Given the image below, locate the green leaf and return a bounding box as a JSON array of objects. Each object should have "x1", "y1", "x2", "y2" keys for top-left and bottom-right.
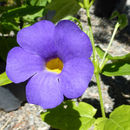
[
  {"x1": 96, "y1": 46, "x2": 130, "y2": 76},
  {"x1": 94, "y1": 117, "x2": 108, "y2": 130},
  {"x1": 0, "y1": 22, "x2": 19, "y2": 33},
  {"x1": 0, "y1": 5, "x2": 43, "y2": 21},
  {"x1": 0, "y1": 36, "x2": 17, "y2": 61},
  {"x1": 46, "y1": 0, "x2": 80, "y2": 23},
  {"x1": 0, "y1": 72, "x2": 12, "y2": 86},
  {"x1": 96, "y1": 45, "x2": 130, "y2": 61},
  {"x1": 102, "y1": 53, "x2": 130, "y2": 76},
  {"x1": 0, "y1": 5, "x2": 46, "y2": 29},
  {"x1": 94, "y1": 105, "x2": 130, "y2": 130},
  {"x1": 95, "y1": 45, "x2": 113, "y2": 60},
  {"x1": 110, "y1": 11, "x2": 128, "y2": 30},
  {"x1": 23, "y1": 8, "x2": 44, "y2": 23},
  {"x1": 41, "y1": 101, "x2": 97, "y2": 130},
  {"x1": 83, "y1": 0, "x2": 90, "y2": 9},
  {"x1": 110, "y1": 11, "x2": 119, "y2": 20},
  {"x1": 102, "y1": 61, "x2": 130, "y2": 76},
  {"x1": 118, "y1": 14, "x2": 128, "y2": 30},
  {"x1": 0, "y1": 6, "x2": 15, "y2": 13},
  {"x1": 111, "y1": 53, "x2": 130, "y2": 61},
  {"x1": 83, "y1": 0, "x2": 94, "y2": 9},
  {"x1": 30, "y1": 0, "x2": 48, "y2": 6}
]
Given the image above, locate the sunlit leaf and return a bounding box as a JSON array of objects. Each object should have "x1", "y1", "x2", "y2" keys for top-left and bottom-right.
[
  {"x1": 96, "y1": 45, "x2": 130, "y2": 60},
  {"x1": 0, "y1": 72, "x2": 12, "y2": 86},
  {"x1": 102, "y1": 61, "x2": 130, "y2": 76},
  {"x1": 30, "y1": 0, "x2": 48, "y2": 6},
  {"x1": 94, "y1": 117, "x2": 108, "y2": 130},
  {"x1": 95, "y1": 105, "x2": 130, "y2": 130},
  {"x1": 96, "y1": 46, "x2": 130, "y2": 76},
  {"x1": 102, "y1": 53, "x2": 130, "y2": 76},
  {"x1": 95, "y1": 45, "x2": 113, "y2": 60},
  {"x1": 41, "y1": 101, "x2": 97, "y2": 130},
  {"x1": 23, "y1": 8, "x2": 44, "y2": 23}
]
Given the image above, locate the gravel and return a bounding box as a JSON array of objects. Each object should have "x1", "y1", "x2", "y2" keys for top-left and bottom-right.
[{"x1": 0, "y1": 4, "x2": 130, "y2": 130}]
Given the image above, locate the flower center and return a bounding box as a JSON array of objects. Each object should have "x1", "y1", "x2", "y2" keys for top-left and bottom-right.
[{"x1": 46, "y1": 57, "x2": 63, "y2": 74}]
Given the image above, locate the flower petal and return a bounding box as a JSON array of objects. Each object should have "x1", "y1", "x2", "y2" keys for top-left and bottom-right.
[
  {"x1": 54, "y1": 20, "x2": 92, "y2": 61},
  {"x1": 17, "y1": 20, "x2": 56, "y2": 58},
  {"x1": 26, "y1": 71, "x2": 64, "y2": 109},
  {"x1": 6, "y1": 47, "x2": 44, "y2": 83},
  {"x1": 60, "y1": 58, "x2": 94, "y2": 98}
]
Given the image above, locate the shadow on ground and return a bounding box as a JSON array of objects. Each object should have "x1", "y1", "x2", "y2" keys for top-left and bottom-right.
[
  {"x1": 0, "y1": 58, "x2": 26, "y2": 112},
  {"x1": 82, "y1": 74, "x2": 130, "y2": 118},
  {"x1": 93, "y1": 4, "x2": 130, "y2": 46},
  {"x1": 101, "y1": 75, "x2": 130, "y2": 109}
]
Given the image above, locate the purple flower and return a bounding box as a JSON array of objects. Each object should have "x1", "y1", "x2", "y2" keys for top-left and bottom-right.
[{"x1": 6, "y1": 20, "x2": 94, "y2": 109}]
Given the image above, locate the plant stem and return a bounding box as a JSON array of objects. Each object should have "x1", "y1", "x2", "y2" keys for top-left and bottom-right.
[
  {"x1": 86, "y1": 7, "x2": 96, "y2": 62},
  {"x1": 95, "y1": 72, "x2": 106, "y2": 117},
  {"x1": 83, "y1": 0, "x2": 106, "y2": 117},
  {"x1": 100, "y1": 22, "x2": 120, "y2": 69}
]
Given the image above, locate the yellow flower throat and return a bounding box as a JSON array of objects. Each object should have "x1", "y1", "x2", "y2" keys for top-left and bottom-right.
[{"x1": 46, "y1": 57, "x2": 63, "y2": 74}]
